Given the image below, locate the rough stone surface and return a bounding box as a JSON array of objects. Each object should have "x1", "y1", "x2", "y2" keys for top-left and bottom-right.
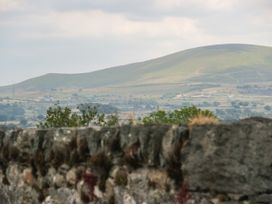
[
  {"x1": 182, "y1": 117, "x2": 272, "y2": 196},
  {"x1": 0, "y1": 118, "x2": 271, "y2": 203}
]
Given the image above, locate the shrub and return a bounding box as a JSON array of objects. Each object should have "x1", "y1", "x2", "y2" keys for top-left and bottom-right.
[
  {"x1": 104, "y1": 114, "x2": 119, "y2": 127},
  {"x1": 37, "y1": 105, "x2": 80, "y2": 128},
  {"x1": 188, "y1": 114, "x2": 219, "y2": 128},
  {"x1": 142, "y1": 106, "x2": 217, "y2": 126},
  {"x1": 142, "y1": 110, "x2": 169, "y2": 125},
  {"x1": 37, "y1": 104, "x2": 119, "y2": 128}
]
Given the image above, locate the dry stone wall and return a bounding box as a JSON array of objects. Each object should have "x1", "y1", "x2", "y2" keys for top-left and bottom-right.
[{"x1": 0, "y1": 117, "x2": 271, "y2": 204}]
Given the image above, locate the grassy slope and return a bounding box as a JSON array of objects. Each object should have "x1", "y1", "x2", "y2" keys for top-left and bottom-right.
[{"x1": 1, "y1": 44, "x2": 272, "y2": 92}]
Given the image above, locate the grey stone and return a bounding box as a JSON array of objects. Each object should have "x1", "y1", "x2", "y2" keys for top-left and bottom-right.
[
  {"x1": 0, "y1": 119, "x2": 271, "y2": 203},
  {"x1": 182, "y1": 118, "x2": 272, "y2": 195},
  {"x1": 250, "y1": 194, "x2": 272, "y2": 203},
  {"x1": 199, "y1": 198, "x2": 213, "y2": 204}
]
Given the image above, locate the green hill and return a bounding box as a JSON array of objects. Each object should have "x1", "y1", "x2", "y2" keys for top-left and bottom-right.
[{"x1": 1, "y1": 44, "x2": 272, "y2": 92}]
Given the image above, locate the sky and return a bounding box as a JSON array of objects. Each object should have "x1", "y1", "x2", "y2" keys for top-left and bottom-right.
[{"x1": 0, "y1": 0, "x2": 271, "y2": 86}]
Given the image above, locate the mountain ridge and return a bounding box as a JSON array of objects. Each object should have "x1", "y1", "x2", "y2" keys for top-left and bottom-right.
[{"x1": 1, "y1": 43, "x2": 272, "y2": 93}]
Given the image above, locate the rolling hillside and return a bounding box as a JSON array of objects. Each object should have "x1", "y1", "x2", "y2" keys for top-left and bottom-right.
[{"x1": 1, "y1": 44, "x2": 272, "y2": 93}]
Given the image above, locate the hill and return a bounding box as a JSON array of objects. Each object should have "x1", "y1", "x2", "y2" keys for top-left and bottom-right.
[{"x1": 1, "y1": 44, "x2": 272, "y2": 93}]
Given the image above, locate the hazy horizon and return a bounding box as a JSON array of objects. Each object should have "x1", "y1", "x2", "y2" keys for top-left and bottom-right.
[{"x1": 1, "y1": 0, "x2": 272, "y2": 86}]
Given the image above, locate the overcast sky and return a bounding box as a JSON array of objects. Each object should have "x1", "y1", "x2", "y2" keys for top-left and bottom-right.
[{"x1": 0, "y1": 0, "x2": 271, "y2": 86}]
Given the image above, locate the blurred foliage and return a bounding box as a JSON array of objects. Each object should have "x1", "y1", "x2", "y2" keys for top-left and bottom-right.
[
  {"x1": 142, "y1": 106, "x2": 217, "y2": 125},
  {"x1": 37, "y1": 104, "x2": 119, "y2": 128}
]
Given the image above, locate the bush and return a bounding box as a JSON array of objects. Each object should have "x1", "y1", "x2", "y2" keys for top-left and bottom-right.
[
  {"x1": 142, "y1": 106, "x2": 217, "y2": 125},
  {"x1": 37, "y1": 104, "x2": 119, "y2": 128},
  {"x1": 37, "y1": 105, "x2": 80, "y2": 128},
  {"x1": 188, "y1": 114, "x2": 219, "y2": 130}
]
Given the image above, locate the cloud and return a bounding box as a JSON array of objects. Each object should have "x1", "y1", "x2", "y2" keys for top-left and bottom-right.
[
  {"x1": 0, "y1": 0, "x2": 25, "y2": 11},
  {"x1": 26, "y1": 10, "x2": 202, "y2": 38},
  {"x1": 1, "y1": 0, "x2": 271, "y2": 45},
  {"x1": 19, "y1": 0, "x2": 240, "y2": 20},
  {"x1": 153, "y1": 0, "x2": 237, "y2": 11}
]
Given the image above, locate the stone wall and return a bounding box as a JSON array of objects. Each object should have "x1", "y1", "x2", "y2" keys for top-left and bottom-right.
[{"x1": 0, "y1": 117, "x2": 272, "y2": 204}]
